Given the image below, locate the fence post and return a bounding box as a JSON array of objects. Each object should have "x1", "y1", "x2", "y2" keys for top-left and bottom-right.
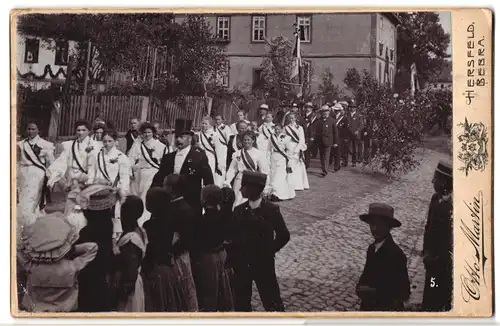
[
  {"x1": 140, "y1": 96, "x2": 150, "y2": 122},
  {"x1": 48, "y1": 100, "x2": 62, "y2": 142},
  {"x1": 205, "y1": 97, "x2": 213, "y2": 116}
]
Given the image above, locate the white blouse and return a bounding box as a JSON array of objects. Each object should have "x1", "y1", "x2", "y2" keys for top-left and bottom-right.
[
  {"x1": 17, "y1": 135, "x2": 55, "y2": 168},
  {"x1": 87, "y1": 146, "x2": 130, "y2": 193},
  {"x1": 225, "y1": 147, "x2": 270, "y2": 185},
  {"x1": 285, "y1": 123, "x2": 307, "y2": 152},
  {"x1": 128, "y1": 138, "x2": 166, "y2": 170}
]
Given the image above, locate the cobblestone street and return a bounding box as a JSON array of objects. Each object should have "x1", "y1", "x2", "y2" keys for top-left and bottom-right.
[{"x1": 250, "y1": 139, "x2": 452, "y2": 312}]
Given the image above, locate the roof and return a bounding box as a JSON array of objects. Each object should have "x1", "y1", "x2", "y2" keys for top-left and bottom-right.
[{"x1": 382, "y1": 12, "x2": 402, "y2": 26}]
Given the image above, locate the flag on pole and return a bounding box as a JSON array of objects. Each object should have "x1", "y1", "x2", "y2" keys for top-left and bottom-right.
[{"x1": 290, "y1": 25, "x2": 302, "y2": 80}]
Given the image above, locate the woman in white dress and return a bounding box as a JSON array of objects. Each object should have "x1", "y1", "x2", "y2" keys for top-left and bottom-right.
[
  {"x1": 257, "y1": 112, "x2": 275, "y2": 169},
  {"x1": 213, "y1": 114, "x2": 232, "y2": 180},
  {"x1": 267, "y1": 124, "x2": 296, "y2": 201},
  {"x1": 224, "y1": 130, "x2": 270, "y2": 209},
  {"x1": 47, "y1": 119, "x2": 102, "y2": 195},
  {"x1": 128, "y1": 122, "x2": 166, "y2": 225},
  {"x1": 285, "y1": 113, "x2": 310, "y2": 190},
  {"x1": 17, "y1": 121, "x2": 55, "y2": 227},
  {"x1": 196, "y1": 116, "x2": 224, "y2": 187},
  {"x1": 86, "y1": 129, "x2": 130, "y2": 237}
]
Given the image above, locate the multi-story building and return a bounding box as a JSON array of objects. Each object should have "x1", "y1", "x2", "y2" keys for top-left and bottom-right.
[{"x1": 176, "y1": 12, "x2": 400, "y2": 94}]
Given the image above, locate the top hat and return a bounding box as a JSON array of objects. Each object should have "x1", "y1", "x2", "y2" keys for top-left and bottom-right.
[
  {"x1": 359, "y1": 203, "x2": 401, "y2": 228},
  {"x1": 241, "y1": 171, "x2": 267, "y2": 187},
  {"x1": 174, "y1": 119, "x2": 193, "y2": 137},
  {"x1": 435, "y1": 160, "x2": 452, "y2": 178}
]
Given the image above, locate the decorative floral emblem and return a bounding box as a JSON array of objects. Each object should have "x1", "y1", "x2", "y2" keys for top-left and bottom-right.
[
  {"x1": 85, "y1": 146, "x2": 94, "y2": 153},
  {"x1": 457, "y1": 118, "x2": 488, "y2": 176},
  {"x1": 236, "y1": 156, "x2": 241, "y2": 162},
  {"x1": 279, "y1": 134, "x2": 285, "y2": 140},
  {"x1": 188, "y1": 167, "x2": 196, "y2": 175},
  {"x1": 109, "y1": 157, "x2": 119, "y2": 164},
  {"x1": 32, "y1": 144, "x2": 42, "y2": 156},
  {"x1": 187, "y1": 158, "x2": 193, "y2": 163}
]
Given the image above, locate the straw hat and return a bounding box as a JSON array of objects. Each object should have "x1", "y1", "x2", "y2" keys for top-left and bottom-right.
[
  {"x1": 435, "y1": 160, "x2": 452, "y2": 179},
  {"x1": 77, "y1": 184, "x2": 118, "y2": 211},
  {"x1": 20, "y1": 212, "x2": 79, "y2": 263}
]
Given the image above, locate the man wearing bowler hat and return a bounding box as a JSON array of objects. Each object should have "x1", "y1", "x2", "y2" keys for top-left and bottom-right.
[
  {"x1": 356, "y1": 203, "x2": 410, "y2": 311},
  {"x1": 227, "y1": 171, "x2": 290, "y2": 312},
  {"x1": 421, "y1": 160, "x2": 453, "y2": 312},
  {"x1": 150, "y1": 125, "x2": 214, "y2": 213}
]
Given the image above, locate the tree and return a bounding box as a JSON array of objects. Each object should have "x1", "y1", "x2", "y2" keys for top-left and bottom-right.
[
  {"x1": 318, "y1": 69, "x2": 343, "y2": 103},
  {"x1": 343, "y1": 68, "x2": 362, "y2": 94},
  {"x1": 396, "y1": 12, "x2": 450, "y2": 88}
]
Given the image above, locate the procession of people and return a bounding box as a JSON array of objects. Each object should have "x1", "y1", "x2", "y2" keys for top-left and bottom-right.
[{"x1": 15, "y1": 99, "x2": 453, "y2": 313}]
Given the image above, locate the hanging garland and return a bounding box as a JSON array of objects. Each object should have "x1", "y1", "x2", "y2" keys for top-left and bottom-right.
[{"x1": 17, "y1": 64, "x2": 67, "y2": 80}]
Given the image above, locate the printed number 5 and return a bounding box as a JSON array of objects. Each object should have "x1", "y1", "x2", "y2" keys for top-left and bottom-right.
[{"x1": 430, "y1": 277, "x2": 437, "y2": 288}]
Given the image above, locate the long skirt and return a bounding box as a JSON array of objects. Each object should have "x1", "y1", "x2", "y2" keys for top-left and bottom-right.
[
  {"x1": 191, "y1": 250, "x2": 234, "y2": 312},
  {"x1": 117, "y1": 272, "x2": 145, "y2": 312},
  {"x1": 174, "y1": 252, "x2": 199, "y2": 311},
  {"x1": 206, "y1": 150, "x2": 224, "y2": 188},
  {"x1": 289, "y1": 152, "x2": 309, "y2": 190},
  {"x1": 143, "y1": 263, "x2": 189, "y2": 312},
  {"x1": 135, "y1": 167, "x2": 158, "y2": 226},
  {"x1": 17, "y1": 166, "x2": 45, "y2": 227},
  {"x1": 231, "y1": 173, "x2": 248, "y2": 210},
  {"x1": 269, "y1": 153, "x2": 295, "y2": 200}
]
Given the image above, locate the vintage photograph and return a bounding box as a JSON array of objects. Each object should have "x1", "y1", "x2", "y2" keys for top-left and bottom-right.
[{"x1": 13, "y1": 10, "x2": 457, "y2": 314}]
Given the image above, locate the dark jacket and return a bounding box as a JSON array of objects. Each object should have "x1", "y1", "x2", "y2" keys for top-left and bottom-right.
[
  {"x1": 347, "y1": 110, "x2": 364, "y2": 138},
  {"x1": 356, "y1": 235, "x2": 411, "y2": 311},
  {"x1": 304, "y1": 111, "x2": 318, "y2": 142},
  {"x1": 423, "y1": 193, "x2": 453, "y2": 269},
  {"x1": 335, "y1": 114, "x2": 350, "y2": 140},
  {"x1": 228, "y1": 199, "x2": 290, "y2": 264},
  {"x1": 125, "y1": 130, "x2": 139, "y2": 154},
  {"x1": 191, "y1": 208, "x2": 230, "y2": 254},
  {"x1": 151, "y1": 147, "x2": 214, "y2": 212},
  {"x1": 169, "y1": 198, "x2": 200, "y2": 256},
  {"x1": 312, "y1": 116, "x2": 340, "y2": 147}
]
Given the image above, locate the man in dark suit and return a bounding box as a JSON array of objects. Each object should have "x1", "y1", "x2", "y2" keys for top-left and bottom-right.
[
  {"x1": 362, "y1": 116, "x2": 379, "y2": 164},
  {"x1": 125, "y1": 117, "x2": 140, "y2": 154},
  {"x1": 303, "y1": 102, "x2": 318, "y2": 169},
  {"x1": 347, "y1": 102, "x2": 365, "y2": 166},
  {"x1": 226, "y1": 120, "x2": 249, "y2": 168},
  {"x1": 421, "y1": 161, "x2": 453, "y2": 312},
  {"x1": 356, "y1": 203, "x2": 411, "y2": 311},
  {"x1": 311, "y1": 105, "x2": 339, "y2": 177},
  {"x1": 227, "y1": 171, "x2": 290, "y2": 312},
  {"x1": 329, "y1": 104, "x2": 347, "y2": 171},
  {"x1": 151, "y1": 128, "x2": 214, "y2": 213}
]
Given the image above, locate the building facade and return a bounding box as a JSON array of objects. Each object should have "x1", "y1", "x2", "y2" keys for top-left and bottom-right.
[{"x1": 176, "y1": 13, "x2": 400, "y2": 94}]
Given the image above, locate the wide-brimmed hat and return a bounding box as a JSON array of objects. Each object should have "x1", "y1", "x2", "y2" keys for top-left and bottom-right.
[
  {"x1": 435, "y1": 160, "x2": 452, "y2": 179},
  {"x1": 304, "y1": 102, "x2": 313, "y2": 108},
  {"x1": 320, "y1": 105, "x2": 330, "y2": 112},
  {"x1": 77, "y1": 184, "x2": 118, "y2": 211},
  {"x1": 359, "y1": 203, "x2": 401, "y2": 228},
  {"x1": 333, "y1": 103, "x2": 344, "y2": 111},
  {"x1": 20, "y1": 212, "x2": 79, "y2": 263}
]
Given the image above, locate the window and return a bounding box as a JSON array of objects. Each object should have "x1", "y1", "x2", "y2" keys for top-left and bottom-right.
[
  {"x1": 215, "y1": 61, "x2": 230, "y2": 87},
  {"x1": 216, "y1": 16, "x2": 230, "y2": 41},
  {"x1": 252, "y1": 68, "x2": 264, "y2": 89},
  {"x1": 379, "y1": 42, "x2": 384, "y2": 57},
  {"x1": 378, "y1": 63, "x2": 382, "y2": 82},
  {"x1": 24, "y1": 38, "x2": 39, "y2": 63},
  {"x1": 296, "y1": 16, "x2": 311, "y2": 42},
  {"x1": 390, "y1": 48, "x2": 394, "y2": 61},
  {"x1": 252, "y1": 16, "x2": 266, "y2": 42},
  {"x1": 55, "y1": 40, "x2": 69, "y2": 66}
]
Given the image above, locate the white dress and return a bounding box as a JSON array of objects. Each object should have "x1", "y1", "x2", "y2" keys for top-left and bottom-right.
[
  {"x1": 87, "y1": 146, "x2": 131, "y2": 235},
  {"x1": 268, "y1": 133, "x2": 296, "y2": 200},
  {"x1": 257, "y1": 122, "x2": 275, "y2": 170},
  {"x1": 224, "y1": 147, "x2": 270, "y2": 209},
  {"x1": 285, "y1": 123, "x2": 310, "y2": 190},
  {"x1": 213, "y1": 124, "x2": 232, "y2": 178},
  {"x1": 128, "y1": 138, "x2": 166, "y2": 226},
  {"x1": 197, "y1": 129, "x2": 224, "y2": 187},
  {"x1": 229, "y1": 119, "x2": 251, "y2": 135},
  {"x1": 17, "y1": 136, "x2": 55, "y2": 227}
]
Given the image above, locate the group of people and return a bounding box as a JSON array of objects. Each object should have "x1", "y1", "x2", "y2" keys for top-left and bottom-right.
[{"x1": 15, "y1": 99, "x2": 452, "y2": 313}]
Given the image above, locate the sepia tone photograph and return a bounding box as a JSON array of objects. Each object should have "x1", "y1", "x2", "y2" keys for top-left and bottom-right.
[{"x1": 10, "y1": 9, "x2": 492, "y2": 317}]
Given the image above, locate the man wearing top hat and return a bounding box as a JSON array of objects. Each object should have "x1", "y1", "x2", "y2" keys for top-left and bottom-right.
[
  {"x1": 311, "y1": 105, "x2": 339, "y2": 176},
  {"x1": 303, "y1": 102, "x2": 318, "y2": 168},
  {"x1": 227, "y1": 171, "x2": 290, "y2": 312},
  {"x1": 150, "y1": 126, "x2": 214, "y2": 213},
  {"x1": 421, "y1": 160, "x2": 453, "y2": 312},
  {"x1": 347, "y1": 100, "x2": 365, "y2": 166},
  {"x1": 356, "y1": 203, "x2": 410, "y2": 311}
]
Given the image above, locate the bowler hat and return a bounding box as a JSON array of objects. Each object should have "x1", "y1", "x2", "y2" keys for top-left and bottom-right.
[
  {"x1": 435, "y1": 160, "x2": 452, "y2": 178},
  {"x1": 360, "y1": 203, "x2": 401, "y2": 228},
  {"x1": 241, "y1": 171, "x2": 267, "y2": 187}
]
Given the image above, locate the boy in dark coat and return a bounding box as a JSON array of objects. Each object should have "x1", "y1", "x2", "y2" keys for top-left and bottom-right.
[
  {"x1": 228, "y1": 171, "x2": 290, "y2": 312},
  {"x1": 356, "y1": 203, "x2": 410, "y2": 311},
  {"x1": 421, "y1": 160, "x2": 453, "y2": 311}
]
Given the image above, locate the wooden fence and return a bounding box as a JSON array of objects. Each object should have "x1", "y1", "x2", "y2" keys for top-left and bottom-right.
[{"x1": 148, "y1": 96, "x2": 207, "y2": 131}]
